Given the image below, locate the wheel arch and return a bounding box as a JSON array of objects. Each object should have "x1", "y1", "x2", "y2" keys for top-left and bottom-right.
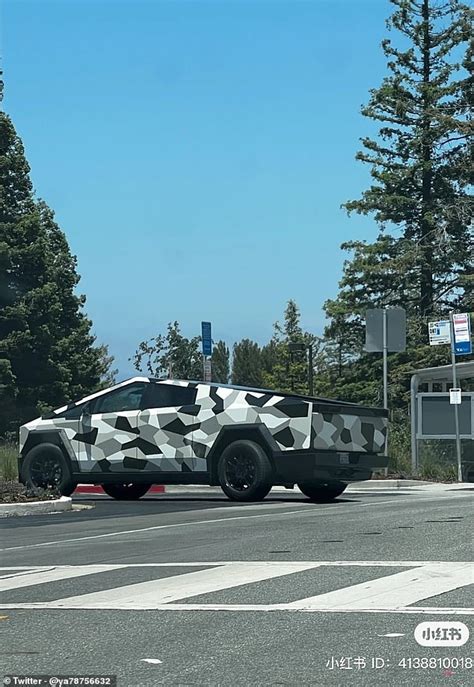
[
  {"x1": 20, "y1": 430, "x2": 79, "y2": 481},
  {"x1": 207, "y1": 424, "x2": 278, "y2": 486}
]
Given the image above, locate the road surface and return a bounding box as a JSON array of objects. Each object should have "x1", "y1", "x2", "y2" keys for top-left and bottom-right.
[{"x1": 1, "y1": 485, "x2": 473, "y2": 686}]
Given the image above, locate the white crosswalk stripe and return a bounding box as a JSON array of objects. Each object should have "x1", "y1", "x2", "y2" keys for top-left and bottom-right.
[
  {"x1": 0, "y1": 561, "x2": 472, "y2": 614},
  {"x1": 0, "y1": 564, "x2": 127, "y2": 591}
]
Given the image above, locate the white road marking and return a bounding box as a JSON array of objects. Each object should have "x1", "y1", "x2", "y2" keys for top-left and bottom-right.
[
  {"x1": 140, "y1": 659, "x2": 162, "y2": 665},
  {"x1": 0, "y1": 602, "x2": 472, "y2": 614},
  {"x1": 286, "y1": 562, "x2": 473, "y2": 611},
  {"x1": 378, "y1": 633, "x2": 405, "y2": 637},
  {"x1": 0, "y1": 561, "x2": 472, "y2": 614},
  {"x1": 0, "y1": 565, "x2": 127, "y2": 592},
  {"x1": 29, "y1": 562, "x2": 322, "y2": 609},
  {"x1": 2, "y1": 494, "x2": 463, "y2": 553}
]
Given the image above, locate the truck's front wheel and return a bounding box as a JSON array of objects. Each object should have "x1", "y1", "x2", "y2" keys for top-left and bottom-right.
[
  {"x1": 218, "y1": 440, "x2": 272, "y2": 502},
  {"x1": 298, "y1": 481, "x2": 347, "y2": 502}
]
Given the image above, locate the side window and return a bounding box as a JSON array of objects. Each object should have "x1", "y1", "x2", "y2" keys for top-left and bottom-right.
[
  {"x1": 141, "y1": 383, "x2": 197, "y2": 409},
  {"x1": 55, "y1": 403, "x2": 86, "y2": 419},
  {"x1": 91, "y1": 384, "x2": 148, "y2": 414}
]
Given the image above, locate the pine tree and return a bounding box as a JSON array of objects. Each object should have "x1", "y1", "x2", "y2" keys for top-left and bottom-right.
[
  {"x1": 321, "y1": 0, "x2": 473, "y2": 412},
  {"x1": 262, "y1": 300, "x2": 319, "y2": 394},
  {"x1": 0, "y1": 79, "x2": 114, "y2": 434},
  {"x1": 211, "y1": 340, "x2": 230, "y2": 383},
  {"x1": 231, "y1": 339, "x2": 263, "y2": 387},
  {"x1": 343, "y1": 0, "x2": 472, "y2": 318}
]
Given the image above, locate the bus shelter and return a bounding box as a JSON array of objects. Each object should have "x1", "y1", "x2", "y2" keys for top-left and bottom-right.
[{"x1": 410, "y1": 361, "x2": 474, "y2": 479}]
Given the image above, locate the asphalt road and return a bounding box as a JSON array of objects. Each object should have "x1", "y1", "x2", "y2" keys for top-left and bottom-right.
[{"x1": 1, "y1": 486, "x2": 473, "y2": 686}]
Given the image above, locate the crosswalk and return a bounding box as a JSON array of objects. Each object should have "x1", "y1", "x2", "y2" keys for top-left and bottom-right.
[{"x1": 1, "y1": 561, "x2": 472, "y2": 614}]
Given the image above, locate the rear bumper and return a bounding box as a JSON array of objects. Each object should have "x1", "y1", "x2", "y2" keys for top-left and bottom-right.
[{"x1": 272, "y1": 450, "x2": 388, "y2": 485}]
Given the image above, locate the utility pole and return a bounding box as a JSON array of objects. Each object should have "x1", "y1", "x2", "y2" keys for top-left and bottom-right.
[{"x1": 288, "y1": 342, "x2": 313, "y2": 395}]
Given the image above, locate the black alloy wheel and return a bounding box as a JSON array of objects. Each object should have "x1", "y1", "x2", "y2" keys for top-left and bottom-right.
[
  {"x1": 217, "y1": 439, "x2": 273, "y2": 502},
  {"x1": 21, "y1": 444, "x2": 76, "y2": 496}
]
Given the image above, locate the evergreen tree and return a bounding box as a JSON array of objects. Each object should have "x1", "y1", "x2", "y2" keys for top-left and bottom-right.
[
  {"x1": 211, "y1": 340, "x2": 230, "y2": 383},
  {"x1": 321, "y1": 0, "x2": 473, "y2": 411},
  {"x1": 343, "y1": 0, "x2": 472, "y2": 318},
  {"x1": 132, "y1": 321, "x2": 202, "y2": 380},
  {"x1": 231, "y1": 339, "x2": 263, "y2": 387},
  {"x1": 263, "y1": 300, "x2": 320, "y2": 395},
  {"x1": 0, "y1": 80, "x2": 114, "y2": 434}
]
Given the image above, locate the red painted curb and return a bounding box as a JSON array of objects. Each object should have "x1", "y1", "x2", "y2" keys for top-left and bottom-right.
[{"x1": 74, "y1": 484, "x2": 165, "y2": 495}]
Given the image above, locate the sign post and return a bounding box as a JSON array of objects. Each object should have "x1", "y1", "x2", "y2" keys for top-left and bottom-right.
[
  {"x1": 382, "y1": 309, "x2": 388, "y2": 420},
  {"x1": 365, "y1": 307, "x2": 407, "y2": 466},
  {"x1": 449, "y1": 313, "x2": 463, "y2": 482}
]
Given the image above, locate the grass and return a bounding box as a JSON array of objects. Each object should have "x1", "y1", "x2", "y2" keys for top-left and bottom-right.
[
  {"x1": 0, "y1": 443, "x2": 19, "y2": 481},
  {"x1": 0, "y1": 442, "x2": 60, "y2": 502}
]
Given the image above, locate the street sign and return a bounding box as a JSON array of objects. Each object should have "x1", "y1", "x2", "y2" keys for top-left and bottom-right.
[
  {"x1": 203, "y1": 358, "x2": 212, "y2": 382},
  {"x1": 365, "y1": 308, "x2": 406, "y2": 352},
  {"x1": 201, "y1": 321, "x2": 212, "y2": 356},
  {"x1": 452, "y1": 313, "x2": 472, "y2": 356},
  {"x1": 428, "y1": 320, "x2": 451, "y2": 346},
  {"x1": 449, "y1": 388, "x2": 462, "y2": 405}
]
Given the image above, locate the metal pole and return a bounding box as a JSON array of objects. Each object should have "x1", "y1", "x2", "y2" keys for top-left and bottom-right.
[
  {"x1": 290, "y1": 351, "x2": 294, "y2": 391},
  {"x1": 450, "y1": 313, "x2": 463, "y2": 482},
  {"x1": 308, "y1": 344, "x2": 314, "y2": 396},
  {"x1": 410, "y1": 373, "x2": 419, "y2": 475},
  {"x1": 383, "y1": 308, "x2": 389, "y2": 464}
]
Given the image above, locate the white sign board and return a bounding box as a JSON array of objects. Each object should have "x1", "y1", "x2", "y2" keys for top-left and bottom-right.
[
  {"x1": 428, "y1": 320, "x2": 451, "y2": 345},
  {"x1": 449, "y1": 388, "x2": 462, "y2": 405},
  {"x1": 453, "y1": 313, "x2": 470, "y2": 343}
]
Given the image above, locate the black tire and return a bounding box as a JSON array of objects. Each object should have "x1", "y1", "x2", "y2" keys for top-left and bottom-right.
[
  {"x1": 21, "y1": 443, "x2": 76, "y2": 496},
  {"x1": 101, "y1": 483, "x2": 152, "y2": 500},
  {"x1": 298, "y1": 481, "x2": 347, "y2": 502},
  {"x1": 217, "y1": 439, "x2": 273, "y2": 502}
]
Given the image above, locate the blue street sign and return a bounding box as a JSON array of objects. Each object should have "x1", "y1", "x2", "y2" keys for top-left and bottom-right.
[
  {"x1": 201, "y1": 321, "x2": 212, "y2": 356},
  {"x1": 454, "y1": 340, "x2": 472, "y2": 355}
]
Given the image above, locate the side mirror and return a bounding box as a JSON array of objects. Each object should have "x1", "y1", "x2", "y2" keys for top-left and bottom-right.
[{"x1": 81, "y1": 403, "x2": 91, "y2": 417}]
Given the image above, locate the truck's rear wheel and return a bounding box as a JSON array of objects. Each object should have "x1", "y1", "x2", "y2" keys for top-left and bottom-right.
[
  {"x1": 101, "y1": 483, "x2": 152, "y2": 500},
  {"x1": 218, "y1": 439, "x2": 272, "y2": 502},
  {"x1": 298, "y1": 481, "x2": 347, "y2": 502}
]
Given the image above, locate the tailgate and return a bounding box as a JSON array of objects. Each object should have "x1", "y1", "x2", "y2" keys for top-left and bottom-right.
[{"x1": 312, "y1": 403, "x2": 388, "y2": 454}]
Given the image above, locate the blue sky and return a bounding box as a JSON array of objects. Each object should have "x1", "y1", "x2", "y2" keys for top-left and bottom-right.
[{"x1": 3, "y1": 0, "x2": 392, "y2": 378}]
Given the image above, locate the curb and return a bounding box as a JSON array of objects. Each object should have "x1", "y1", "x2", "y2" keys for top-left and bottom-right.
[
  {"x1": 74, "y1": 484, "x2": 165, "y2": 495},
  {"x1": 348, "y1": 479, "x2": 433, "y2": 489},
  {"x1": 72, "y1": 480, "x2": 472, "y2": 497},
  {"x1": 0, "y1": 495, "x2": 72, "y2": 518},
  {"x1": 143, "y1": 481, "x2": 470, "y2": 496}
]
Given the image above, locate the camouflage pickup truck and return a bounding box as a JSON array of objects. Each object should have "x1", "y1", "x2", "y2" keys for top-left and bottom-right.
[{"x1": 19, "y1": 377, "x2": 388, "y2": 501}]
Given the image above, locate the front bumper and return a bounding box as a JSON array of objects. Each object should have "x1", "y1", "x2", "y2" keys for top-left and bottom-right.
[{"x1": 273, "y1": 449, "x2": 388, "y2": 485}]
